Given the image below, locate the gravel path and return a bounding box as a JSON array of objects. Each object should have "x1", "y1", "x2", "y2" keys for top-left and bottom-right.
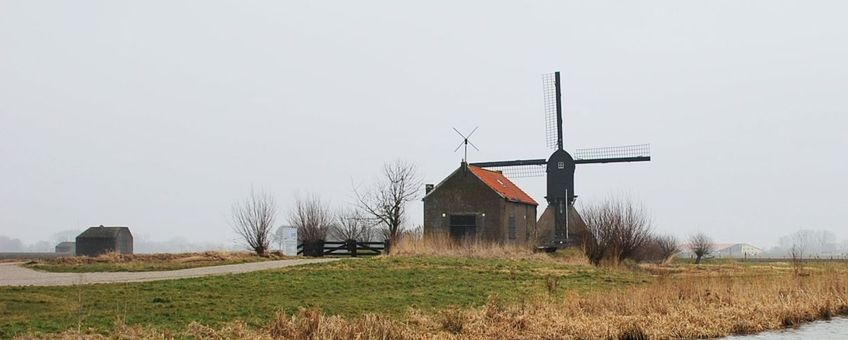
[{"x1": 0, "y1": 258, "x2": 338, "y2": 287}]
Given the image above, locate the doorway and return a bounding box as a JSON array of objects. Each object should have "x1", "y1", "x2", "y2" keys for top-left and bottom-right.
[{"x1": 449, "y1": 214, "x2": 477, "y2": 241}]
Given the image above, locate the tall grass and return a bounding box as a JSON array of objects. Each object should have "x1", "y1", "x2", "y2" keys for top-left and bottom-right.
[
  {"x1": 390, "y1": 232, "x2": 587, "y2": 264},
  {"x1": 39, "y1": 264, "x2": 848, "y2": 339},
  {"x1": 24, "y1": 251, "x2": 282, "y2": 272},
  {"x1": 390, "y1": 232, "x2": 531, "y2": 258}
]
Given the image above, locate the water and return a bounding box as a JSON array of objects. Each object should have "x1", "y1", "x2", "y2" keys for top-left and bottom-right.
[{"x1": 726, "y1": 317, "x2": 848, "y2": 339}]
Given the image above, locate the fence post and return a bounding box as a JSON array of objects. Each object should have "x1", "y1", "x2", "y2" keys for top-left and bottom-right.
[
  {"x1": 384, "y1": 239, "x2": 391, "y2": 255},
  {"x1": 345, "y1": 239, "x2": 357, "y2": 257}
]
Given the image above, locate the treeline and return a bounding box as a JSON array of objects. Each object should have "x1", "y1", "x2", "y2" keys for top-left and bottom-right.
[
  {"x1": 231, "y1": 160, "x2": 421, "y2": 255},
  {"x1": 765, "y1": 229, "x2": 848, "y2": 258}
]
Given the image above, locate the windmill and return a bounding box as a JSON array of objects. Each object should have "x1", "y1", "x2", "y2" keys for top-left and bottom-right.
[{"x1": 470, "y1": 72, "x2": 651, "y2": 247}]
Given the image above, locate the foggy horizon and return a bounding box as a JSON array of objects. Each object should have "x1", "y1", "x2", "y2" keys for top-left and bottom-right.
[{"x1": 2, "y1": 1, "x2": 847, "y2": 250}]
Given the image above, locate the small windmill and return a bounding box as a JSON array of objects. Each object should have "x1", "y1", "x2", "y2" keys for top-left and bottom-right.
[
  {"x1": 471, "y1": 72, "x2": 651, "y2": 246},
  {"x1": 453, "y1": 127, "x2": 479, "y2": 162}
]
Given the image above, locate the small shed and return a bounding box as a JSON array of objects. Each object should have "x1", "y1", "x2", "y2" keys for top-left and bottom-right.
[
  {"x1": 55, "y1": 241, "x2": 76, "y2": 255},
  {"x1": 75, "y1": 226, "x2": 133, "y2": 257}
]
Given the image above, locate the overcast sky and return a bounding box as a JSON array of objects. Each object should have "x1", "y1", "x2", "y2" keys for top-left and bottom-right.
[{"x1": 1, "y1": 1, "x2": 846, "y2": 248}]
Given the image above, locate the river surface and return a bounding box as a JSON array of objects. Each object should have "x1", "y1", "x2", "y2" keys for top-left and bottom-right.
[{"x1": 725, "y1": 317, "x2": 848, "y2": 339}]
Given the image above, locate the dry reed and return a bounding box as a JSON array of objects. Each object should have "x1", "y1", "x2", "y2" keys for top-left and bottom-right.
[
  {"x1": 390, "y1": 232, "x2": 587, "y2": 265},
  {"x1": 32, "y1": 267, "x2": 848, "y2": 339},
  {"x1": 27, "y1": 251, "x2": 279, "y2": 266}
]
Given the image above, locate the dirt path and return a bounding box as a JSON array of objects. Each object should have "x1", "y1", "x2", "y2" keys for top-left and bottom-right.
[{"x1": 0, "y1": 258, "x2": 338, "y2": 287}]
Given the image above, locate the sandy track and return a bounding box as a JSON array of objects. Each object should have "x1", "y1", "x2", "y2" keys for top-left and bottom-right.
[{"x1": 0, "y1": 258, "x2": 338, "y2": 287}]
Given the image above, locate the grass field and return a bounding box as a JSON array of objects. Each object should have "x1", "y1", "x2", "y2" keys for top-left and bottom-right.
[
  {"x1": 0, "y1": 256, "x2": 644, "y2": 337},
  {"x1": 21, "y1": 252, "x2": 278, "y2": 273},
  {"x1": 3, "y1": 248, "x2": 847, "y2": 339}
]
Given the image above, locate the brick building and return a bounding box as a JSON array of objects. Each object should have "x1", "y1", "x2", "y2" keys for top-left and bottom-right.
[{"x1": 423, "y1": 163, "x2": 538, "y2": 244}]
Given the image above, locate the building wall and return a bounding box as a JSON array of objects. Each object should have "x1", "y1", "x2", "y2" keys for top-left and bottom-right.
[
  {"x1": 679, "y1": 243, "x2": 764, "y2": 259},
  {"x1": 76, "y1": 237, "x2": 116, "y2": 257},
  {"x1": 424, "y1": 167, "x2": 535, "y2": 243},
  {"x1": 535, "y1": 205, "x2": 587, "y2": 246},
  {"x1": 498, "y1": 201, "x2": 536, "y2": 245},
  {"x1": 76, "y1": 231, "x2": 133, "y2": 256},
  {"x1": 715, "y1": 244, "x2": 762, "y2": 258},
  {"x1": 116, "y1": 231, "x2": 133, "y2": 254},
  {"x1": 55, "y1": 242, "x2": 75, "y2": 254}
]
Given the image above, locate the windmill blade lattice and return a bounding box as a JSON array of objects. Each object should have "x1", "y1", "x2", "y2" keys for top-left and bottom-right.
[
  {"x1": 484, "y1": 164, "x2": 547, "y2": 178},
  {"x1": 573, "y1": 144, "x2": 651, "y2": 164},
  {"x1": 470, "y1": 158, "x2": 547, "y2": 178},
  {"x1": 542, "y1": 72, "x2": 559, "y2": 149}
]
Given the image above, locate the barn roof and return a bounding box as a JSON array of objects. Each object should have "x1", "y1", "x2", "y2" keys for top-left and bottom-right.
[
  {"x1": 468, "y1": 165, "x2": 538, "y2": 206},
  {"x1": 77, "y1": 226, "x2": 131, "y2": 238}
]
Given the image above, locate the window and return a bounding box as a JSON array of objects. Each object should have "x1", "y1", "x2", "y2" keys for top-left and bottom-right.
[{"x1": 508, "y1": 216, "x2": 516, "y2": 240}]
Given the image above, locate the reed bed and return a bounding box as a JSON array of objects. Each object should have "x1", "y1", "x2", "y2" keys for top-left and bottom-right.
[
  {"x1": 33, "y1": 266, "x2": 848, "y2": 339},
  {"x1": 390, "y1": 233, "x2": 588, "y2": 265}
]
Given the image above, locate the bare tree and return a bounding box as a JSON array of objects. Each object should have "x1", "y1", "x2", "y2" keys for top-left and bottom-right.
[
  {"x1": 231, "y1": 189, "x2": 277, "y2": 255},
  {"x1": 689, "y1": 232, "x2": 713, "y2": 264},
  {"x1": 776, "y1": 229, "x2": 839, "y2": 257},
  {"x1": 333, "y1": 208, "x2": 372, "y2": 242},
  {"x1": 580, "y1": 197, "x2": 652, "y2": 266},
  {"x1": 655, "y1": 234, "x2": 680, "y2": 264},
  {"x1": 790, "y1": 243, "x2": 804, "y2": 276},
  {"x1": 634, "y1": 234, "x2": 679, "y2": 264},
  {"x1": 289, "y1": 195, "x2": 334, "y2": 243},
  {"x1": 354, "y1": 160, "x2": 422, "y2": 244}
]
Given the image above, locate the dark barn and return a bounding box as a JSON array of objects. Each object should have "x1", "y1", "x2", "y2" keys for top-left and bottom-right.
[
  {"x1": 75, "y1": 226, "x2": 133, "y2": 256},
  {"x1": 54, "y1": 241, "x2": 75, "y2": 255},
  {"x1": 423, "y1": 163, "x2": 538, "y2": 244}
]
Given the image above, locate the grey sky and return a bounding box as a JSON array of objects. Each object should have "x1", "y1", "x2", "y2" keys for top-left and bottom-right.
[{"x1": 1, "y1": 1, "x2": 846, "y2": 248}]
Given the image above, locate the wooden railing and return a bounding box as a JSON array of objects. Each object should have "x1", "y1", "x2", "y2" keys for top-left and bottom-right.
[{"x1": 297, "y1": 240, "x2": 389, "y2": 257}]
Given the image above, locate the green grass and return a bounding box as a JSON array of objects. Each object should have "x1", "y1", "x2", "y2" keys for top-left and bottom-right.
[
  {"x1": 0, "y1": 256, "x2": 646, "y2": 336},
  {"x1": 23, "y1": 257, "x2": 271, "y2": 273}
]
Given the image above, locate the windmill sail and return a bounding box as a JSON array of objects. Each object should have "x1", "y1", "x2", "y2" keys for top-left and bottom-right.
[
  {"x1": 542, "y1": 72, "x2": 561, "y2": 150},
  {"x1": 469, "y1": 159, "x2": 547, "y2": 178},
  {"x1": 573, "y1": 144, "x2": 651, "y2": 164},
  {"x1": 496, "y1": 166, "x2": 546, "y2": 178}
]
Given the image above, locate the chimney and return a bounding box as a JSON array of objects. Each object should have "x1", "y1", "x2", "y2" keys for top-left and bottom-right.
[{"x1": 425, "y1": 184, "x2": 434, "y2": 194}]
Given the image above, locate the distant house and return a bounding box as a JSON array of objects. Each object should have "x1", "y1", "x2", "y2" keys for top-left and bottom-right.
[
  {"x1": 680, "y1": 243, "x2": 762, "y2": 259},
  {"x1": 75, "y1": 226, "x2": 133, "y2": 257},
  {"x1": 423, "y1": 163, "x2": 538, "y2": 244},
  {"x1": 54, "y1": 241, "x2": 75, "y2": 255}
]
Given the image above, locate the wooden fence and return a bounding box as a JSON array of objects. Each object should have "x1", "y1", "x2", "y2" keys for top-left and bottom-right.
[{"x1": 297, "y1": 240, "x2": 389, "y2": 257}]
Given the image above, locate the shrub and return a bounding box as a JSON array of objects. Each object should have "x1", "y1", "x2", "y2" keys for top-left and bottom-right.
[
  {"x1": 689, "y1": 232, "x2": 714, "y2": 264},
  {"x1": 634, "y1": 234, "x2": 679, "y2": 264},
  {"x1": 580, "y1": 197, "x2": 652, "y2": 266},
  {"x1": 289, "y1": 195, "x2": 334, "y2": 243}
]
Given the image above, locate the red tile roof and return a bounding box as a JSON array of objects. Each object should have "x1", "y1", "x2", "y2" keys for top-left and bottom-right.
[{"x1": 468, "y1": 165, "x2": 538, "y2": 206}]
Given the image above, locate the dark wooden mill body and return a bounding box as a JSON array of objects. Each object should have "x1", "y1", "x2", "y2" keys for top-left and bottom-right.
[{"x1": 471, "y1": 72, "x2": 651, "y2": 247}]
